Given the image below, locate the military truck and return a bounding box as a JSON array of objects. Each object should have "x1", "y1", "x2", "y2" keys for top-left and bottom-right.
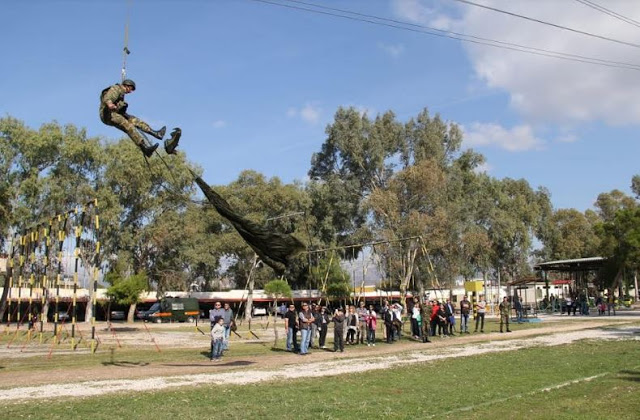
[{"x1": 142, "y1": 297, "x2": 200, "y2": 323}]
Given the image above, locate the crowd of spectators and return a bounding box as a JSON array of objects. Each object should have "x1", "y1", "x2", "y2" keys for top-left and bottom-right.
[
  {"x1": 208, "y1": 291, "x2": 627, "y2": 359},
  {"x1": 270, "y1": 294, "x2": 514, "y2": 355}
]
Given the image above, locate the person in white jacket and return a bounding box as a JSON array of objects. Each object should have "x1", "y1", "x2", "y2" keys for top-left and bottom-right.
[{"x1": 210, "y1": 317, "x2": 225, "y2": 361}]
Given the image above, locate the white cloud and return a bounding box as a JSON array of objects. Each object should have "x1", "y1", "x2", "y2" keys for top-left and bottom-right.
[
  {"x1": 350, "y1": 104, "x2": 376, "y2": 117},
  {"x1": 463, "y1": 122, "x2": 544, "y2": 152},
  {"x1": 555, "y1": 133, "x2": 578, "y2": 143},
  {"x1": 301, "y1": 104, "x2": 321, "y2": 124},
  {"x1": 212, "y1": 120, "x2": 226, "y2": 128},
  {"x1": 287, "y1": 103, "x2": 322, "y2": 124},
  {"x1": 392, "y1": 0, "x2": 456, "y2": 29},
  {"x1": 378, "y1": 42, "x2": 405, "y2": 58},
  {"x1": 395, "y1": 1, "x2": 640, "y2": 125},
  {"x1": 391, "y1": 0, "x2": 436, "y2": 25}
]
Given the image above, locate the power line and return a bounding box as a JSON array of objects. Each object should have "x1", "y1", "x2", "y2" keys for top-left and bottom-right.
[
  {"x1": 249, "y1": 0, "x2": 640, "y2": 72},
  {"x1": 282, "y1": 0, "x2": 640, "y2": 70},
  {"x1": 452, "y1": 0, "x2": 640, "y2": 49},
  {"x1": 574, "y1": 0, "x2": 640, "y2": 29}
]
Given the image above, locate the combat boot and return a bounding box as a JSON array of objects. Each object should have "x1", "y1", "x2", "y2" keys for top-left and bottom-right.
[
  {"x1": 164, "y1": 128, "x2": 182, "y2": 154},
  {"x1": 139, "y1": 142, "x2": 159, "y2": 158},
  {"x1": 149, "y1": 126, "x2": 166, "y2": 140}
]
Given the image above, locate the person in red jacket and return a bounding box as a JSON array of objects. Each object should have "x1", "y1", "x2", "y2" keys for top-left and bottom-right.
[{"x1": 430, "y1": 300, "x2": 440, "y2": 337}]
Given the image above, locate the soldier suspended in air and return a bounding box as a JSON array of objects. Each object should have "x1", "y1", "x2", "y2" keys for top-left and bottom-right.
[{"x1": 99, "y1": 79, "x2": 180, "y2": 157}]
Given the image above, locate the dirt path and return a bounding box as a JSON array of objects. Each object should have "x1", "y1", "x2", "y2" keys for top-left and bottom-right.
[
  {"x1": 0, "y1": 323, "x2": 640, "y2": 402},
  {"x1": 0, "y1": 316, "x2": 637, "y2": 402}
]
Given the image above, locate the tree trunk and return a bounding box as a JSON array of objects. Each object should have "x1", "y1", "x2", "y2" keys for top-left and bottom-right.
[
  {"x1": 245, "y1": 276, "x2": 254, "y2": 322},
  {"x1": 273, "y1": 298, "x2": 279, "y2": 347},
  {"x1": 0, "y1": 265, "x2": 12, "y2": 321},
  {"x1": 399, "y1": 248, "x2": 417, "y2": 315},
  {"x1": 418, "y1": 281, "x2": 425, "y2": 303},
  {"x1": 127, "y1": 303, "x2": 137, "y2": 323},
  {"x1": 83, "y1": 265, "x2": 98, "y2": 323},
  {"x1": 614, "y1": 267, "x2": 624, "y2": 298},
  {"x1": 42, "y1": 298, "x2": 50, "y2": 324},
  {"x1": 244, "y1": 255, "x2": 260, "y2": 323},
  {"x1": 85, "y1": 289, "x2": 94, "y2": 324}
]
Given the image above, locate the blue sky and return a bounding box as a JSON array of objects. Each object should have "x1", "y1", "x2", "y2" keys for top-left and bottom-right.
[{"x1": 2, "y1": 0, "x2": 639, "y2": 212}]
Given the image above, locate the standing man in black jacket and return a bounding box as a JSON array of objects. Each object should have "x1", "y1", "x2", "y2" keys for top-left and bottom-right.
[{"x1": 284, "y1": 303, "x2": 299, "y2": 352}]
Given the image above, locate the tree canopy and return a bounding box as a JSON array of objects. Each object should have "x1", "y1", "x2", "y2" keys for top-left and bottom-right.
[{"x1": 1, "y1": 111, "x2": 638, "y2": 307}]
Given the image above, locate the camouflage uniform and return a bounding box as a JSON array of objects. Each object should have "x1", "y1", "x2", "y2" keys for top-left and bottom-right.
[
  {"x1": 420, "y1": 301, "x2": 432, "y2": 342},
  {"x1": 99, "y1": 83, "x2": 156, "y2": 147},
  {"x1": 499, "y1": 298, "x2": 512, "y2": 332}
]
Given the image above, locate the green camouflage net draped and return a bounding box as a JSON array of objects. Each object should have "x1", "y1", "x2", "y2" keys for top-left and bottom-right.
[{"x1": 193, "y1": 175, "x2": 306, "y2": 273}]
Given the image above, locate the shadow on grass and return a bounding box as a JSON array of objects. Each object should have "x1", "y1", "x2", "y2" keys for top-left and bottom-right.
[
  {"x1": 102, "y1": 327, "x2": 139, "y2": 332},
  {"x1": 162, "y1": 361, "x2": 255, "y2": 367},
  {"x1": 179, "y1": 353, "x2": 257, "y2": 367},
  {"x1": 215, "y1": 360, "x2": 254, "y2": 367},
  {"x1": 242, "y1": 341, "x2": 269, "y2": 344},
  {"x1": 619, "y1": 370, "x2": 640, "y2": 382},
  {"x1": 101, "y1": 361, "x2": 150, "y2": 367}
]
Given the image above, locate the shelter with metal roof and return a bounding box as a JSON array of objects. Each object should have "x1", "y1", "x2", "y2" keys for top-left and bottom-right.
[{"x1": 533, "y1": 257, "x2": 606, "y2": 301}]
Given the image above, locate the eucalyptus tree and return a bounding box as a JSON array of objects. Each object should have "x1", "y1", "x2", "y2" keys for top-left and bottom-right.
[
  {"x1": 0, "y1": 117, "x2": 104, "y2": 235},
  {"x1": 311, "y1": 107, "x2": 495, "y2": 296},
  {"x1": 632, "y1": 175, "x2": 640, "y2": 199},
  {"x1": 541, "y1": 208, "x2": 601, "y2": 260},
  {"x1": 484, "y1": 178, "x2": 551, "y2": 283},
  {"x1": 0, "y1": 117, "x2": 105, "y2": 321},
  {"x1": 594, "y1": 189, "x2": 637, "y2": 222},
  {"x1": 594, "y1": 186, "x2": 639, "y2": 292},
  {"x1": 308, "y1": 107, "x2": 404, "y2": 246},
  {"x1": 367, "y1": 110, "x2": 488, "y2": 294},
  {"x1": 98, "y1": 139, "x2": 196, "y2": 285},
  {"x1": 366, "y1": 158, "x2": 449, "y2": 294}
]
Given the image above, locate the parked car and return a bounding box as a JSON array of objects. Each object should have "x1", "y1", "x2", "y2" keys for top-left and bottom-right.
[
  {"x1": 56, "y1": 312, "x2": 70, "y2": 322},
  {"x1": 252, "y1": 307, "x2": 268, "y2": 317},
  {"x1": 138, "y1": 302, "x2": 161, "y2": 321},
  {"x1": 141, "y1": 298, "x2": 200, "y2": 323},
  {"x1": 109, "y1": 310, "x2": 126, "y2": 321}
]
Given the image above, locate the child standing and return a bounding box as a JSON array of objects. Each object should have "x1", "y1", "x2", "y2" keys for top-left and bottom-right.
[
  {"x1": 210, "y1": 317, "x2": 225, "y2": 361},
  {"x1": 346, "y1": 306, "x2": 358, "y2": 345}
]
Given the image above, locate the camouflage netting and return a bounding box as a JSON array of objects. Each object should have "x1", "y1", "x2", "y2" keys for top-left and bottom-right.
[{"x1": 193, "y1": 175, "x2": 306, "y2": 273}]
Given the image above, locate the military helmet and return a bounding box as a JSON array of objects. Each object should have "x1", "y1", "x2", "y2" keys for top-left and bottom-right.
[{"x1": 122, "y1": 79, "x2": 136, "y2": 90}]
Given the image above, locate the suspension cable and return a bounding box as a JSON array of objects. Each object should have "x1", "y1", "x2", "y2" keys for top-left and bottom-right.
[{"x1": 121, "y1": 0, "x2": 132, "y2": 81}]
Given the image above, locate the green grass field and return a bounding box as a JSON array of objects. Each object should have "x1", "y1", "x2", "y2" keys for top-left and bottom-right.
[
  {"x1": 0, "y1": 317, "x2": 558, "y2": 375},
  {"x1": 2, "y1": 332, "x2": 638, "y2": 419}
]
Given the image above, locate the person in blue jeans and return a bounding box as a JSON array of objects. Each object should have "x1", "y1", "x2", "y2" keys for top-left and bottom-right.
[
  {"x1": 222, "y1": 303, "x2": 233, "y2": 350},
  {"x1": 298, "y1": 302, "x2": 315, "y2": 355},
  {"x1": 210, "y1": 317, "x2": 225, "y2": 361},
  {"x1": 514, "y1": 296, "x2": 524, "y2": 323},
  {"x1": 284, "y1": 303, "x2": 299, "y2": 352}
]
